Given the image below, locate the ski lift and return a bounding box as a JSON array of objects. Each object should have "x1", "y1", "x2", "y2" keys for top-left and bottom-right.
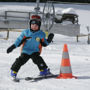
[
  {"x1": 55, "y1": 8, "x2": 79, "y2": 24},
  {"x1": 55, "y1": 13, "x2": 78, "y2": 24},
  {"x1": 36, "y1": 1, "x2": 80, "y2": 36},
  {"x1": 42, "y1": 1, "x2": 55, "y2": 31},
  {"x1": 0, "y1": 0, "x2": 80, "y2": 38}
]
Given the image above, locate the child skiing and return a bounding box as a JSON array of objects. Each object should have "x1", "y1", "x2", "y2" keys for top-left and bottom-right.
[{"x1": 7, "y1": 15, "x2": 54, "y2": 79}]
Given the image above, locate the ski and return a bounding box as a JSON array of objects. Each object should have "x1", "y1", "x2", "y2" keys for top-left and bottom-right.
[
  {"x1": 12, "y1": 78, "x2": 20, "y2": 82},
  {"x1": 25, "y1": 74, "x2": 58, "y2": 82},
  {"x1": 12, "y1": 74, "x2": 58, "y2": 82}
]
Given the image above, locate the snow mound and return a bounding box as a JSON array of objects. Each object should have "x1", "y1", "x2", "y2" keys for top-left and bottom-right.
[{"x1": 62, "y1": 8, "x2": 77, "y2": 15}]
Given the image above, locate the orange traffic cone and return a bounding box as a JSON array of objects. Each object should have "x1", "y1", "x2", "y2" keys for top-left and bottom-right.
[{"x1": 57, "y1": 44, "x2": 77, "y2": 79}]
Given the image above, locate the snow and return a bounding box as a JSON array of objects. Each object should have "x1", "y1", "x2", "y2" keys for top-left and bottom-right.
[
  {"x1": 62, "y1": 8, "x2": 77, "y2": 15},
  {"x1": 56, "y1": 8, "x2": 77, "y2": 16},
  {"x1": 0, "y1": 2, "x2": 90, "y2": 90},
  {"x1": 55, "y1": 8, "x2": 78, "y2": 23}
]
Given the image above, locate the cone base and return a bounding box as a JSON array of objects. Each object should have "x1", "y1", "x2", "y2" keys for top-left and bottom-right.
[{"x1": 57, "y1": 73, "x2": 77, "y2": 79}]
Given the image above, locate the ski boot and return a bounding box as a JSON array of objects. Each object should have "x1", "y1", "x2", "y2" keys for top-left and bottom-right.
[
  {"x1": 11, "y1": 70, "x2": 17, "y2": 78},
  {"x1": 11, "y1": 70, "x2": 19, "y2": 82},
  {"x1": 40, "y1": 68, "x2": 52, "y2": 76}
]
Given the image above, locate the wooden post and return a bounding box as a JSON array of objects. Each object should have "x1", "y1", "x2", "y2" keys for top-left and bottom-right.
[
  {"x1": 87, "y1": 34, "x2": 90, "y2": 44},
  {"x1": 86, "y1": 26, "x2": 90, "y2": 44},
  {"x1": 6, "y1": 29, "x2": 9, "y2": 40},
  {"x1": 76, "y1": 35, "x2": 79, "y2": 42}
]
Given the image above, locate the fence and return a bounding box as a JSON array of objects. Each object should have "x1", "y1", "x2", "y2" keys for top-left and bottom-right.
[
  {"x1": 0, "y1": 10, "x2": 43, "y2": 39},
  {"x1": 76, "y1": 26, "x2": 90, "y2": 44}
]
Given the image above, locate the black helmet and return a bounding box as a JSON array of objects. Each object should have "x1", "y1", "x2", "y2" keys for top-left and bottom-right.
[{"x1": 30, "y1": 15, "x2": 41, "y2": 30}]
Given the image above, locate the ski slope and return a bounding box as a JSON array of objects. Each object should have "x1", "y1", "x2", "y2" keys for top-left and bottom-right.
[{"x1": 0, "y1": 2, "x2": 90, "y2": 90}]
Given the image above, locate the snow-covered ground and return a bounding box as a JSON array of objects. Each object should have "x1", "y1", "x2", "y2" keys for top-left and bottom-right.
[{"x1": 0, "y1": 2, "x2": 90, "y2": 90}]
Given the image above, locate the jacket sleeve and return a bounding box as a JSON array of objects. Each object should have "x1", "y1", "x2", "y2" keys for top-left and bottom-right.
[
  {"x1": 14, "y1": 31, "x2": 25, "y2": 47},
  {"x1": 41, "y1": 32, "x2": 54, "y2": 47},
  {"x1": 40, "y1": 32, "x2": 49, "y2": 47}
]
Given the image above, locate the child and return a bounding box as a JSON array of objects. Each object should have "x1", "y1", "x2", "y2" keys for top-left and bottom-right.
[{"x1": 7, "y1": 15, "x2": 54, "y2": 78}]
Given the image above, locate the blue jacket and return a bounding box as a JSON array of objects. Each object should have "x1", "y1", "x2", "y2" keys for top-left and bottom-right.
[{"x1": 14, "y1": 29, "x2": 49, "y2": 55}]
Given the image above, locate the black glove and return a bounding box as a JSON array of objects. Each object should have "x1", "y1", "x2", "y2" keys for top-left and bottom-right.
[
  {"x1": 47, "y1": 33, "x2": 54, "y2": 43},
  {"x1": 7, "y1": 44, "x2": 16, "y2": 53}
]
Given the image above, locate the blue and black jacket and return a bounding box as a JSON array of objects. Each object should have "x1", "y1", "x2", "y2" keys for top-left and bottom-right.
[{"x1": 14, "y1": 29, "x2": 49, "y2": 55}]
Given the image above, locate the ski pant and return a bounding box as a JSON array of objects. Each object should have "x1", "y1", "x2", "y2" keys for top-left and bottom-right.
[{"x1": 11, "y1": 52, "x2": 48, "y2": 72}]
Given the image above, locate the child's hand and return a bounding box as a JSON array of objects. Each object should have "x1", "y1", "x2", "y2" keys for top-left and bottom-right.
[
  {"x1": 47, "y1": 33, "x2": 54, "y2": 43},
  {"x1": 7, "y1": 44, "x2": 16, "y2": 53}
]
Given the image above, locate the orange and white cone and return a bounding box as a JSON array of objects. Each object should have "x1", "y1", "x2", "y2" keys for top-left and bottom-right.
[{"x1": 57, "y1": 44, "x2": 77, "y2": 79}]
